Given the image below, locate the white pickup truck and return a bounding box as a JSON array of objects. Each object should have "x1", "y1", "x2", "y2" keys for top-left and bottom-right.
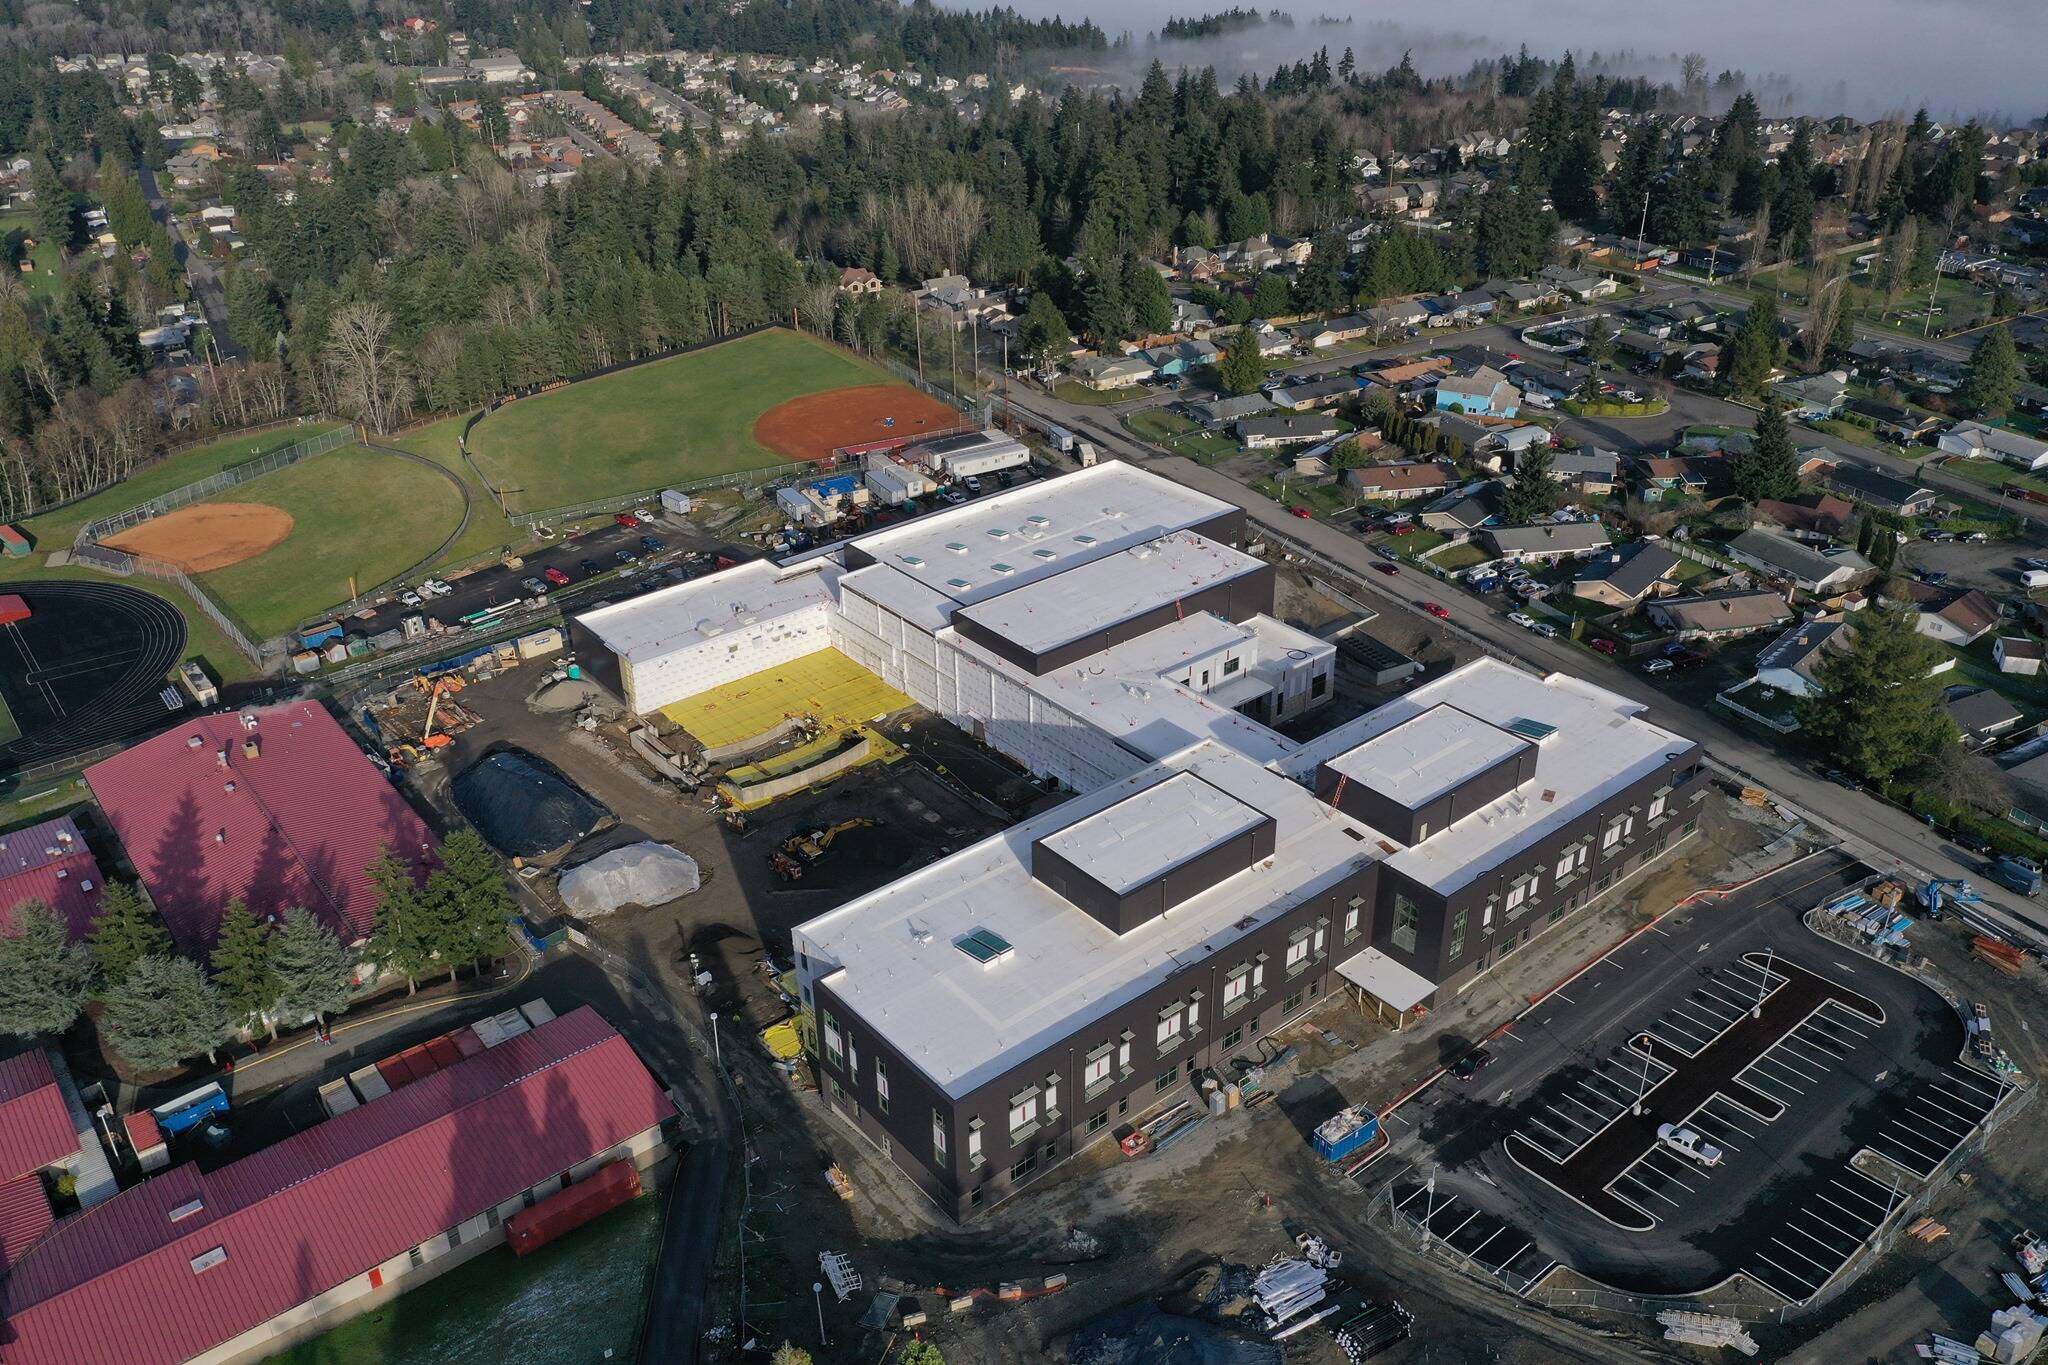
[{"x1": 1657, "y1": 1123, "x2": 1724, "y2": 1168}]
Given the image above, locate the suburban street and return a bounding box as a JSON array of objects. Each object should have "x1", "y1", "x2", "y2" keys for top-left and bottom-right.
[
  {"x1": 1000, "y1": 360, "x2": 2048, "y2": 954},
  {"x1": 135, "y1": 157, "x2": 244, "y2": 361}
]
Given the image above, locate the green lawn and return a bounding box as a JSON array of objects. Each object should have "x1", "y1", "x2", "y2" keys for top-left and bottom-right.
[
  {"x1": 0, "y1": 558, "x2": 258, "y2": 684},
  {"x1": 1807, "y1": 419, "x2": 1904, "y2": 455},
  {"x1": 1940, "y1": 455, "x2": 2048, "y2": 499},
  {"x1": 1124, "y1": 408, "x2": 1244, "y2": 464},
  {"x1": 0, "y1": 213, "x2": 66, "y2": 299},
  {"x1": 0, "y1": 690, "x2": 17, "y2": 747},
  {"x1": 196, "y1": 445, "x2": 467, "y2": 636},
  {"x1": 389, "y1": 414, "x2": 526, "y2": 570},
  {"x1": 466, "y1": 329, "x2": 899, "y2": 512},
  {"x1": 276, "y1": 1194, "x2": 661, "y2": 1365},
  {"x1": 18, "y1": 422, "x2": 349, "y2": 551},
  {"x1": 1432, "y1": 542, "x2": 1491, "y2": 571},
  {"x1": 1050, "y1": 380, "x2": 1138, "y2": 406}
]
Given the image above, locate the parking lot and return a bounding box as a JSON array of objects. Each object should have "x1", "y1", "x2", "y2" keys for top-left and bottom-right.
[{"x1": 1381, "y1": 851, "x2": 2014, "y2": 1303}]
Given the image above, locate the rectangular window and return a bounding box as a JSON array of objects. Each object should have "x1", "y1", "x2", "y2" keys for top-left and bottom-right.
[
  {"x1": 1343, "y1": 900, "x2": 1362, "y2": 941},
  {"x1": 1602, "y1": 819, "x2": 1623, "y2": 849},
  {"x1": 1156, "y1": 1008, "x2": 1183, "y2": 1048},
  {"x1": 1011, "y1": 1154, "x2": 1038, "y2": 1183},
  {"x1": 1044, "y1": 1078, "x2": 1060, "y2": 1117},
  {"x1": 1222, "y1": 1026, "x2": 1243, "y2": 1051},
  {"x1": 875, "y1": 1058, "x2": 889, "y2": 1111},
  {"x1": 1086, "y1": 1111, "x2": 1109, "y2": 1135},
  {"x1": 1311, "y1": 672, "x2": 1329, "y2": 699},
  {"x1": 1223, "y1": 657, "x2": 1241, "y2": 675},
  {"x1": 1117, "y1": 1096, "x2": 1130, "y2": 1117},
  {"x1": 830, "y1": 1079, "x2": 845, "y2": 1103},
  {"x1": 1084, "y1": 1050, "x2": 1112, "y2": 1091},
  {"x1": 1117, "y1": 1037, "x2": 1132, "y2": 1072},
  {"x1": 1549, "y1": 903, "x2": 1566, "y2": 926},
  {"x1": 933, "y1": 1113, "x2": 947, "y2": 1159},
  {"x1": 1283, "y1": 990, "x2": 1303, "y2": 1016},
  {"x1": 1252, "y1": 961, "x2": 1266, "y2": 995},
  {"x1": 1185, "y1": 997, "x2": 1200, "y2": 1032},
  {"x1": 1223, "y1": 968, "x2": 1249, "y2": 1010},
  {"x1": 1505, "y1": 881, "x2": 1526, "y2": 911},
  {"x1": 408, "y1": 1246, "x2": 426, "y2": 1271},
  {"x1": 1156, "y1": 1069, "x2": 1178, "y2": 1093},
  {"x1": 1285, "y1": 935, "x2": 1311, "y2": 974},
  {"x1": 845, "y1": 1036, "x2": 858, "y2": 1074},
  {"x1": 1392, "y1": 895, "x2": 1420, "y2": 953},
  {"x1": 822, "y1": 1012, "x2": 842, "y2": 1065},
  {"x1": 969, "y1": 1187, "x2": 984, "y2": 1208},
  {"x1": 1683, "y1": 819, "x2": 1698, "y2": 836},
  {"x1": 1008, "y1": 1094, "x2": 1038, "y2": 1133},
  {"x1": 967, "y1": 1126, "x2": 983, "y2": 1165},
  {"x1": 1448, "y1": 908, "x2": 1468, "y2": 960},
  {"x1": 1556, "y1": 850, "x2": 1575, "y2": 879},
  {"x1": 1312, "y1": 925, "x2": 1326, "y2": 957},
  {"x1": 1649, "y1": 794, "x2": 1667, "y2": 821}
]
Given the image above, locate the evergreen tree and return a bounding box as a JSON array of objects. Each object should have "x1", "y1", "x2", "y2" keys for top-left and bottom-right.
[
  {"x1": 1250, "y1": 272, "x2": 1292, "y2": 319},
  {"x1": 210, "y1": 900, "x2": 280, "y2": 1039},
  {"x1": 1081, "y1": 270, "x2": 1124, "y2": 344},
  {"x1": 1017, "y1": 292, "x2": 1071, "y2": 368},
  {"x1": 1722, "y1": 298, "x2": 1781, "y2": 398},
  {"x1": 1217, "y1": 325, "x2": 1267, "y2": 395},
  {"x1": 367, "y1": 848, "x2": 443, "y2": 994},
  {"x1": 1123, "y1": 254, "x2": 1173, "y2": 336},
  {"x1": 268, "y1": 907, "x2": 355, "y2": 1030},
  {"x1": 1583, "y1": 316, "x2": 1614, "y2": 367},
  {"x1": 30, "y1": 161, "x2": 70, "y2": 247},
  {"x1": 437, "y1": 829, "x2": 515, "y2": 975},
  {"x1": 101, "y1": 955, "x2": 230, "y2": 1072},
  {"x1": 1731, "y1": 400, "x2": 1800, "y2": 502},
  {"x1": 87, "y1": 882, "x2": 172, "y2": 986},
  {"x1": 1499, "y1": 448, "x2": 1561, "y2": 522},
  {"x1": 1798, "y1": 608, "x2": 1957, "y2": 781},
  {"x1": 1959, "y1": 324, "x2": 2020, "y2": 419},
  {"x1": 0, "y1": 904, "x2": 95, "y2": 1038},
  {"x1": 1291, "y1": 234, "x2": 1349, "y2": 315}
]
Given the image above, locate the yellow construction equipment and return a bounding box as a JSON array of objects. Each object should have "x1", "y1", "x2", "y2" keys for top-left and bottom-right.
[{"x1": 780, "y1": 818, "x2": 876, "y2": 862}]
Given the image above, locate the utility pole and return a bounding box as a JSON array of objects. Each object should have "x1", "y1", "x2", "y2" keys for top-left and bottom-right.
[{"x1": 1637, "y1": 189, "x2": 1651, "y2": 256}]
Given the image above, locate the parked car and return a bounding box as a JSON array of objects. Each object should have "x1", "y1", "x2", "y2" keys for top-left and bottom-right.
[
  {"x1": 639, "y1": 535, "x2": 664, "y2": 553},
  {"x1": 1423, "y1": 602, "x2": 1452, "y2": 620},
  {"x1": 521, "y1": 576, "x2": 547, "y2": 594},
  {"x1": 543, "y1": 566, "x2": 572, "y2": 587},
  {"x1": 963, "y1": 476, "x2": 983, "y2": 494},
  {"x1": 1508, "y1": 612, "x2": 1538, "y2": 630},
  {"x1": 579, "y1": 558, "x2": 602, "y2": 575},
  {"x1": 399, "y1": 590, "x2": 422, "y2": 607},
  {"x1": 1452, "y1": 1049, "x2": 1496, "y2": 1082},
  {"x1": 1670, "y1": 649, "x2": 1709, "y2": 670},
  {"x1": 1471, "y1": 575, "x2": 1500, "y2": 593},
  {"x1": 1656, "y1": 1124, "x2": 1724, "y2": 1167},
  {"x1": 1643, "y1": 658, "x2": 1674, "y2": 674},
  {"x1": 1373, "y1": 562, "x2": 1402, "y2": 577},
  {"x1": 1532, "y1": 622, "x2": 1560, "y2": 639},
  {"x1": 1590, "y1": 638, "x2": 1618, "y2": 656},
  {"x1": 1374, "y1": 545, "x2": 1402, "y2": 562},
  {"x1": 615, "y1": 512, "x2": 642, "y2": 529},
  {"x1": 1388, "y1": 523, "x2": 1417, "y2": 536},
  {"x1": 1290, "y1": 506, "x2": 1314, "y2": 519},
  {"x1": 615, "y1": 547, "x2": 638, "y2": 563}
]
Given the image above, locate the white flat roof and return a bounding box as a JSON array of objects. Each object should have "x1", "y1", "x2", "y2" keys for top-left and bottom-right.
[
  {"x1": 838, "y1": 562, "x2": 955, "y2": 633},
  {"x1": 1039, "y1": 771, "x2": 1267, "y2": 894},
  {"x1": 574, "y1": 559, "x2": 838, "y2": 662},
  {"x1": 1281, "y1": 658, "x2": 1696, "y2": 894},
  {"x1": 1336, "y1": 947, "x2": 1435, "y2": 1011},
  {"x1": 1323, "y1": 705, "x2": 1528, "y2": 809},
  {"x1": 954, "y1": 532, "x2": 1266, "y2": 656},
  {"x1": 796, "y1": 740, "x2": 1388, "y2": 1098},
  {"x1": 847, "y1": 462, "x2": 1234, "y2": 607}
]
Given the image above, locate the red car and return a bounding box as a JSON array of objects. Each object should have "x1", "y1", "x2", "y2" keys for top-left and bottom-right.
[
  {"x1": 1423, "y1": 602, "x2": 1451, "y2": 620},
  {"x1": 615, "y1": 512, "x2": 642, "y2": 529},
  {"x1": 1373, "y1": 562, "x2": 1401, "y2": 576},
  {"x1": 1388, "y1": 522, "x2": 1417, "y2": 537},
  {"x1": 542, "y1": 566, "x2": 571, "y2": 587},
  {"x1": 1289, "y1": 506, "x2": 1313, "y2": 519},
  {"x1": 1590, "y1": 638, "x2": 1618, "y2": 656}
]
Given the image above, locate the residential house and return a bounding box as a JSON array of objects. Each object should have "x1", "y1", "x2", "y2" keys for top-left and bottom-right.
[
  {"x1": 1341, "y1": 461, "x2": 1456, "y2": 503},
  {"x1": 1294, "y1": 315, "x2": 1373, "y2": 349},
  {"x1": 917, "y1": 274, "x2": 1003, "y2": 330},
  {"x1": 1825, "y1": 465, "x2": 1937, "y2": 517},
  {"x1": 1177, "y1": 246, "x2": 1222, "y2": 280},
  {"x1": 1616, "y1": 330, "x2": 1673, "y2": 365},
  {"x1": 1070, "y1": 355, "x2": 1154, "y2": 391},
  {"x1": 1772, "y1": 372, "x2": 1850, "y2": 422},
  {"x1": 1647, "y1": 591, "x2": 1795, "y2": 642},
  {"x1": 1186, "y1": 394, "x2": 1276, "y2": 428},
  {"x1": 1634, "y1": 455, "x2": 1721, "y2": 498},
  {"x1": 1938, "y1": 422, "x2": 2048, "y2": 471},
  {"x1": 838, "y1": 266, "x2": 884, "y2": 295},
  {"x1": 1995, "y1": 636, "x2": 2044, "y2": 676},
  {"x1": 1536, "y1": 264, "x2": 1616, "y2": 300},
  {"x1": 1237, "y1": 414, "x2": 1345, "y2": 450},
  {"x1": 1137, "y1": 339, "x2": 1219, "y2": 377},
  {"x1": 1483, "y1": 522, "x2": 1612, "y2": 565},
  {"x1": 1849, "y1": 398, "x2": 1941, "y2": 445},
  {"x1": 1271, "y1": 376, "x2": 1359, "y2": 411},
  {"x1": 1945, "y1": 687, "x2": 2023, "y2": 750},
  {"x1": 1752, "y1": 494, "x2": 1857, "y2": 540},
  {"x1": 1172, "y1": 300, "x2": 1216, "y2": 334},
  {"x1": 1552, "y1": 447, "x2": 1620, "y2": 496},
  {"x1": 1433, "y1": 366, "x2": 1521, "y2": 417},
  {"x1": 1515, "y1": 366, "x2": 1579, "y2": 405},
  {"x1": 1905, "y1": 583, "x2": 2001, "y2": 647},
  {"x1": 1364, "y1": 357, "x2": 1451, "y2": 394},
  {"x1": 1573, "y1": 543, "x2": 1683, "y2": 609},
  {"x1": 1751, "y1": 617, "x2": 1850, "y2": 698},
  {"x1": 1418, "y1": 483, "x2": 1502, "y2": 533},
  {"x1": 1489, "y1": 280, "x2": 1562, "y2": 311},
  {"x1": 1365, "y1": 300, "x2": 1430, "y2": 332},
  {"x1": 1723, "y1": 529, "x2": 1871, "y2": 596}
]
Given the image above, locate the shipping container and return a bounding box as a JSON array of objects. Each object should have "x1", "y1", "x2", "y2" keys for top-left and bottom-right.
[
  {"x1": 423, "y1": 1035, "x2": 464, "y2": 1070},
  {"x1": 493, "y1": 1008, "x2": 531, "y2": 1040},
  {"x1": 470, "y1": 1017, "x2": 507, "y2": 1049},
  {"x1": 348, "y1": 1065, "x2": 392, "y2": 1103},
  {"x1": 298, "y1": 621, "x2": 344, "y2": 649},
  {"x1": 519, "y1": 999, "x2": 558, "y2": 1028},
  {"x1": 660, "y1": 489, "x2": 693, "y2": 515},
  {"x1": 374, "y1": 1056, "x2": 412, "y2": 1091},
  {"x1": 450, "y1": 1028, "x2": 486, "y2": 1059},
  {"x1": 397, "y1": 1044, "x2": 439, "y2": 1084},
  {"x1": 516, "y1": 628, "x2": 565, "y2": 660},
  {"x1": 318, "y1": 1079, "x2": 360, "y2": 1119},
  {"x1": 0, "y1": 524, "x2": 30, "y2": 557},
  {"x1": 505, "y1": 1160, "x2": 642, "y2": 1257}
]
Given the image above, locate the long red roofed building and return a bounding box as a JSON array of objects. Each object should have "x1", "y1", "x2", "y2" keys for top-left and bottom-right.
[
  {"x1": 0, "y1": 1006, "x2": 676, "y2": 1365},
  {"x1": 0, "y1": 816, "x2": 107, "y2": 941},
  {"x1": 84, "y1": 703, "x2": 436, "y2": 953}
]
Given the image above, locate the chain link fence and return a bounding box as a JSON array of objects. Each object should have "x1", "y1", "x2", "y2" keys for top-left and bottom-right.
[
  {"x1": 70, "y1": 542, "x2": 272, "y2": 667},
  {"x1": 503, "y1": 459, "x2": 821, "y2": 530},
  {"x1": 75, "y1": 425, "x2": 354, "y2": 546}
]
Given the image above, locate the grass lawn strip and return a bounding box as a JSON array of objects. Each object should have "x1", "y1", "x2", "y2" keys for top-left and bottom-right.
[
  {"x1": 389, "y1": 414, "x2": 527, "y2": 571},
  {"x1": 197, "y1": 445, "x2": 466, "y2": 637},
  {"x1": 467, "y1": 330, "x2": 894, "y2": 512},
  {"x1": 0, "y1": 558, "x2": 257, "y2": 684}
]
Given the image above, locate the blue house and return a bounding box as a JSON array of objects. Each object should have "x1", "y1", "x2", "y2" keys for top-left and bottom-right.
[
  {"x1": 1138, "y1": 339, "x2": 1220, "y2": 377},
  {"x1": 1434, "y1": 365, "x2": 1522, "y2": 418}
]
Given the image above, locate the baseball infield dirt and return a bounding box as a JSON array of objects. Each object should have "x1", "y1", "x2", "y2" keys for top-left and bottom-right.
[
  {"x1": 101, "y1": 502, "x2": 295, "y2": 572},
  {"x1": 752, "y1": 383, "x2": 961, "y2": 462}
]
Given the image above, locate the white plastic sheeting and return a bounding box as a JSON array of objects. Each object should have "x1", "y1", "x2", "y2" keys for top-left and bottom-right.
[{"x1": 559, "y1": 842, "x2": 701, "y2": 916}]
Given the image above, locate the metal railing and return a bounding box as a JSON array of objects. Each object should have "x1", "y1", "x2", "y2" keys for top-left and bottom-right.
[
  {"x1": 503, "y1": 459, "x2": 821, "y2": 529},
  {"x1": 75, "y1": 425, "x2": 353, "y2": 546}
]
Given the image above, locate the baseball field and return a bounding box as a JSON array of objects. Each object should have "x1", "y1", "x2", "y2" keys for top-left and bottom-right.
[{"x1": 463, "y1": 328, "x2": 959, "y2": 513}]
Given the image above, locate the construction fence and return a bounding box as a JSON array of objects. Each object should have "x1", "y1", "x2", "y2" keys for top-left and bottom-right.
[
  {"x1": 69, "y1": 543, "x2": 271, "y2": 668},
  {"x1": 75, "y1": 424, "x2": 354, "y2": 546}
]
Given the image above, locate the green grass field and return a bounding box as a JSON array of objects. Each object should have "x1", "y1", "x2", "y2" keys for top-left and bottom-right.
[
  {"x1": 0, "y1": 558, "x2": 258, "y2": 684},
  {"x1": 196, "y1": 445, "x2": 466, "y2": 636},
  {"x1": 389, "y1": 414, "x2": 525, "y2": 570},
  {"x1": 275, "y1": 1195, "x2": 660, "y2": 1365},
  {"x1": 18, "y1": 422, "x2": 349, "y2": 551},
  {"x1": 466, "y1": 329, "x2": 896, "y2": 512},
  {"x1": 0, "y1": 214, "x2": 66, "y2": 299},
  {"x1": 0, "y1": 690, "x2": 17, "y2": 747}
]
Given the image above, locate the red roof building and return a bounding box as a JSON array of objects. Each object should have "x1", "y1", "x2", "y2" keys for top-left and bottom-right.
[
  {"x1": 0, "y1": 816, "x2": 108, "y2": 941},
  {"x1": 0, "y1": 1007, "x2": 676, "y2": 1365},
  {"x1": 85, "y1": 703, "x2": 437, "y2": 953},
  {"x1": 0, "y1": 1052, "x2": 82, "y2": 1277},
  {"x1": 0, "y1": 595, "x2": 27, "y2": 625}
]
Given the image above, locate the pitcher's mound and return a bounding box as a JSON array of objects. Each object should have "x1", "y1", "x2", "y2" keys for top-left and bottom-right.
[
  {"x1": 754, "y1": 383, "x2": 961, "y2": 461},
  {"x1": 102, "y1": 502, "x2": 295, "y2": 572}
]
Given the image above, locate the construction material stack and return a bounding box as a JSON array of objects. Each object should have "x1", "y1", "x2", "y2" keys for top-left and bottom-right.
[
  {"x1": 1252, "y1": 1256, "x2": 1336, "y2": 1339},
  {"x1": 1334, "y1": 1301, "x2": 1412, "y2": 1360},
  {"x1": 1657, "y1": 1310, "x2": 1759, "y2": 1355}
]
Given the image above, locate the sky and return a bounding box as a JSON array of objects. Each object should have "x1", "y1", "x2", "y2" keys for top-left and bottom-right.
[{"x1": 986, "y1": 0, "x2": 2047, "y2": 124}]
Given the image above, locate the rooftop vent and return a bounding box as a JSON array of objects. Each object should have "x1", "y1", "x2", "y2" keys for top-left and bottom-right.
[
  {"x1": 954, "y1": 927, "x2": 1014, "y2": 965},
  {"x1": 1503, "y1": 717, "x2": 1558, "y2": 742},
  {"x1": 986, "y1": 528, "x2": 1010, "y2": 540},
  {"x1": 946, "y1": 577, "x2": 972, "y2": 590},
  {"x1": 169, "y1": 1197, "x2": 205, "y2": 1222},
  {"x1": 991, "y1": 562, "x2": 1015, "y2": 575},
  {"x1": 186, "y1": 735, "x2": 204, "y2": 749},
  {"x1": 1074, "y1": 533, "x2": 1098, "y2": 545},
  {"x1": 899, "y1": 554, "x2": 924, "y2": 567},
  {"x1": 1032, "y1": 548, "x2": 1057, "y2": 560},
  {"x1": 239, "y1": 712, "x2": 259, "y2": 731},
  {"x1": 1026, "y1": 515, "x2": 1051, "y2": 527},
  {"x1": 241, "y1": 736, "x2": 260, "y2": 760},
  {"x1": 945, "y1": 542, "x2": 967, "y2": 554},
  {"x1": 189, "y1": 1247, "x2": 226, "y2": 1275}
]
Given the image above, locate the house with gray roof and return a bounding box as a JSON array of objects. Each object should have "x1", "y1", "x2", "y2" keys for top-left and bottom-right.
[
  {"x1": 1573, "y1": 542, "x2": 1682, "y2": 608},
  {"x1": 1724, "y1": 529, "x2": 1870, "y2": 595},
  {"x1": 1483, "y1": 521, "x2": 1613, "y2": 565}
]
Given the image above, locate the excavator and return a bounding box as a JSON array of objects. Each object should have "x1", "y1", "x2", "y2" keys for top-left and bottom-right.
[{"x1": 770, "y1": 819, "x2": 876, "y2": 881}]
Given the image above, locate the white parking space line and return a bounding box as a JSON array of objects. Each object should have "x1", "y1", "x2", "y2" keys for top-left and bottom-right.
[
  {"x1": 1802, "y1": 1206, "x2": 1868, "y2": 1243},
  {"x1": 1771, "y1": 1237, "x2": 1834, "y2": 1275},
  {"x1": 1816, "y1": 1194, "x2": 1876, "y2": 1230},
  {"x1": 1697, "y1": 985, "x2": 1759, "y2": 1015},
  {"x1": 1701, "y1": 1100, "x2": 1757, "y2": 1136},
  {"x1": 1684, "y1": 995, "x2": 1742, "y2": 1023},
  {"x1": 1942, "y1": 1069, "x2": 2004, "y2": 1103},
  {"x1": 1754, "y1": 1050, "x2": 1826, "y2": 1083},
  {"x1": 1786, "y1": 1222, "x2": 1857, "y2": 1259},
  {"x1": 1466, "y1": 1227, "x2": 1508, "y2": 1263},
  {"x1": 1905, "y1": 1102, "x2": 1976, "y2": 1137},
  {"x1": 1550, "y1": 990, "x2": 1576, "y2": 1005},
  {"x1": 1749, "y1": 1256, "x2": 1815, "y2": 1298},
  {"x1": 1616, "y1": 1176, "x2": 1680, "y2": 1211},
  {"x1": 1831, "y1": 1177, "x2": 1892, "y2": 1214},
  {"x1": 1782, "y1": 1031, "x2": 1848, "y2": 1062},
  {"x1": 1547, "y1": 1105, "x2": 1599, "y2": 1135},
  {"x1": 1744, "y1": 1065, "x2": 1807, "y2": 1096},
  {"x1": 1928, "y1": 1080, "x2": 1996, "y2": 1114}
]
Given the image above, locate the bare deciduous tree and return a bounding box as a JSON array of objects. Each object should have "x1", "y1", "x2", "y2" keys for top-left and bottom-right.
[{"x1": 322, "y1": 300, "x2": 411, "y2": 434}]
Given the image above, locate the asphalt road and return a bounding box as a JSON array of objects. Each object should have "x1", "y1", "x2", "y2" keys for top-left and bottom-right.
[
  {"x1": 136, "y1": 159, "x2": 242, "y2": 362},
  {"x1": 1003, "y1": 378, "x2": 2048, "y2": 953}
]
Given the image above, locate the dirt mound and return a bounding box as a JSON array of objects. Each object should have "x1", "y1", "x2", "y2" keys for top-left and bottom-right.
[
  {"x1": 101, "y1": 502, "x2": 294, "y2": 572},
  {"x1": 752, "y1": 383, "x2": 961, "y2": 461}
]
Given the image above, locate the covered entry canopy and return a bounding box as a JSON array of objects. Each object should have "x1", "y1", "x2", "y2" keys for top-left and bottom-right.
[{"x1": 1337, "y1": 947, "x2": 1437, "y2": 1026}]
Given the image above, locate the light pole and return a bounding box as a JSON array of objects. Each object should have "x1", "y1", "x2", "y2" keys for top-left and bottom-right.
[
  {"x1": 812, "y1": 1281, "x2": 826, "y2": 1344},
  {"x1": 709, "y1": 1011, "x2": 722, "y2": 1070}
]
